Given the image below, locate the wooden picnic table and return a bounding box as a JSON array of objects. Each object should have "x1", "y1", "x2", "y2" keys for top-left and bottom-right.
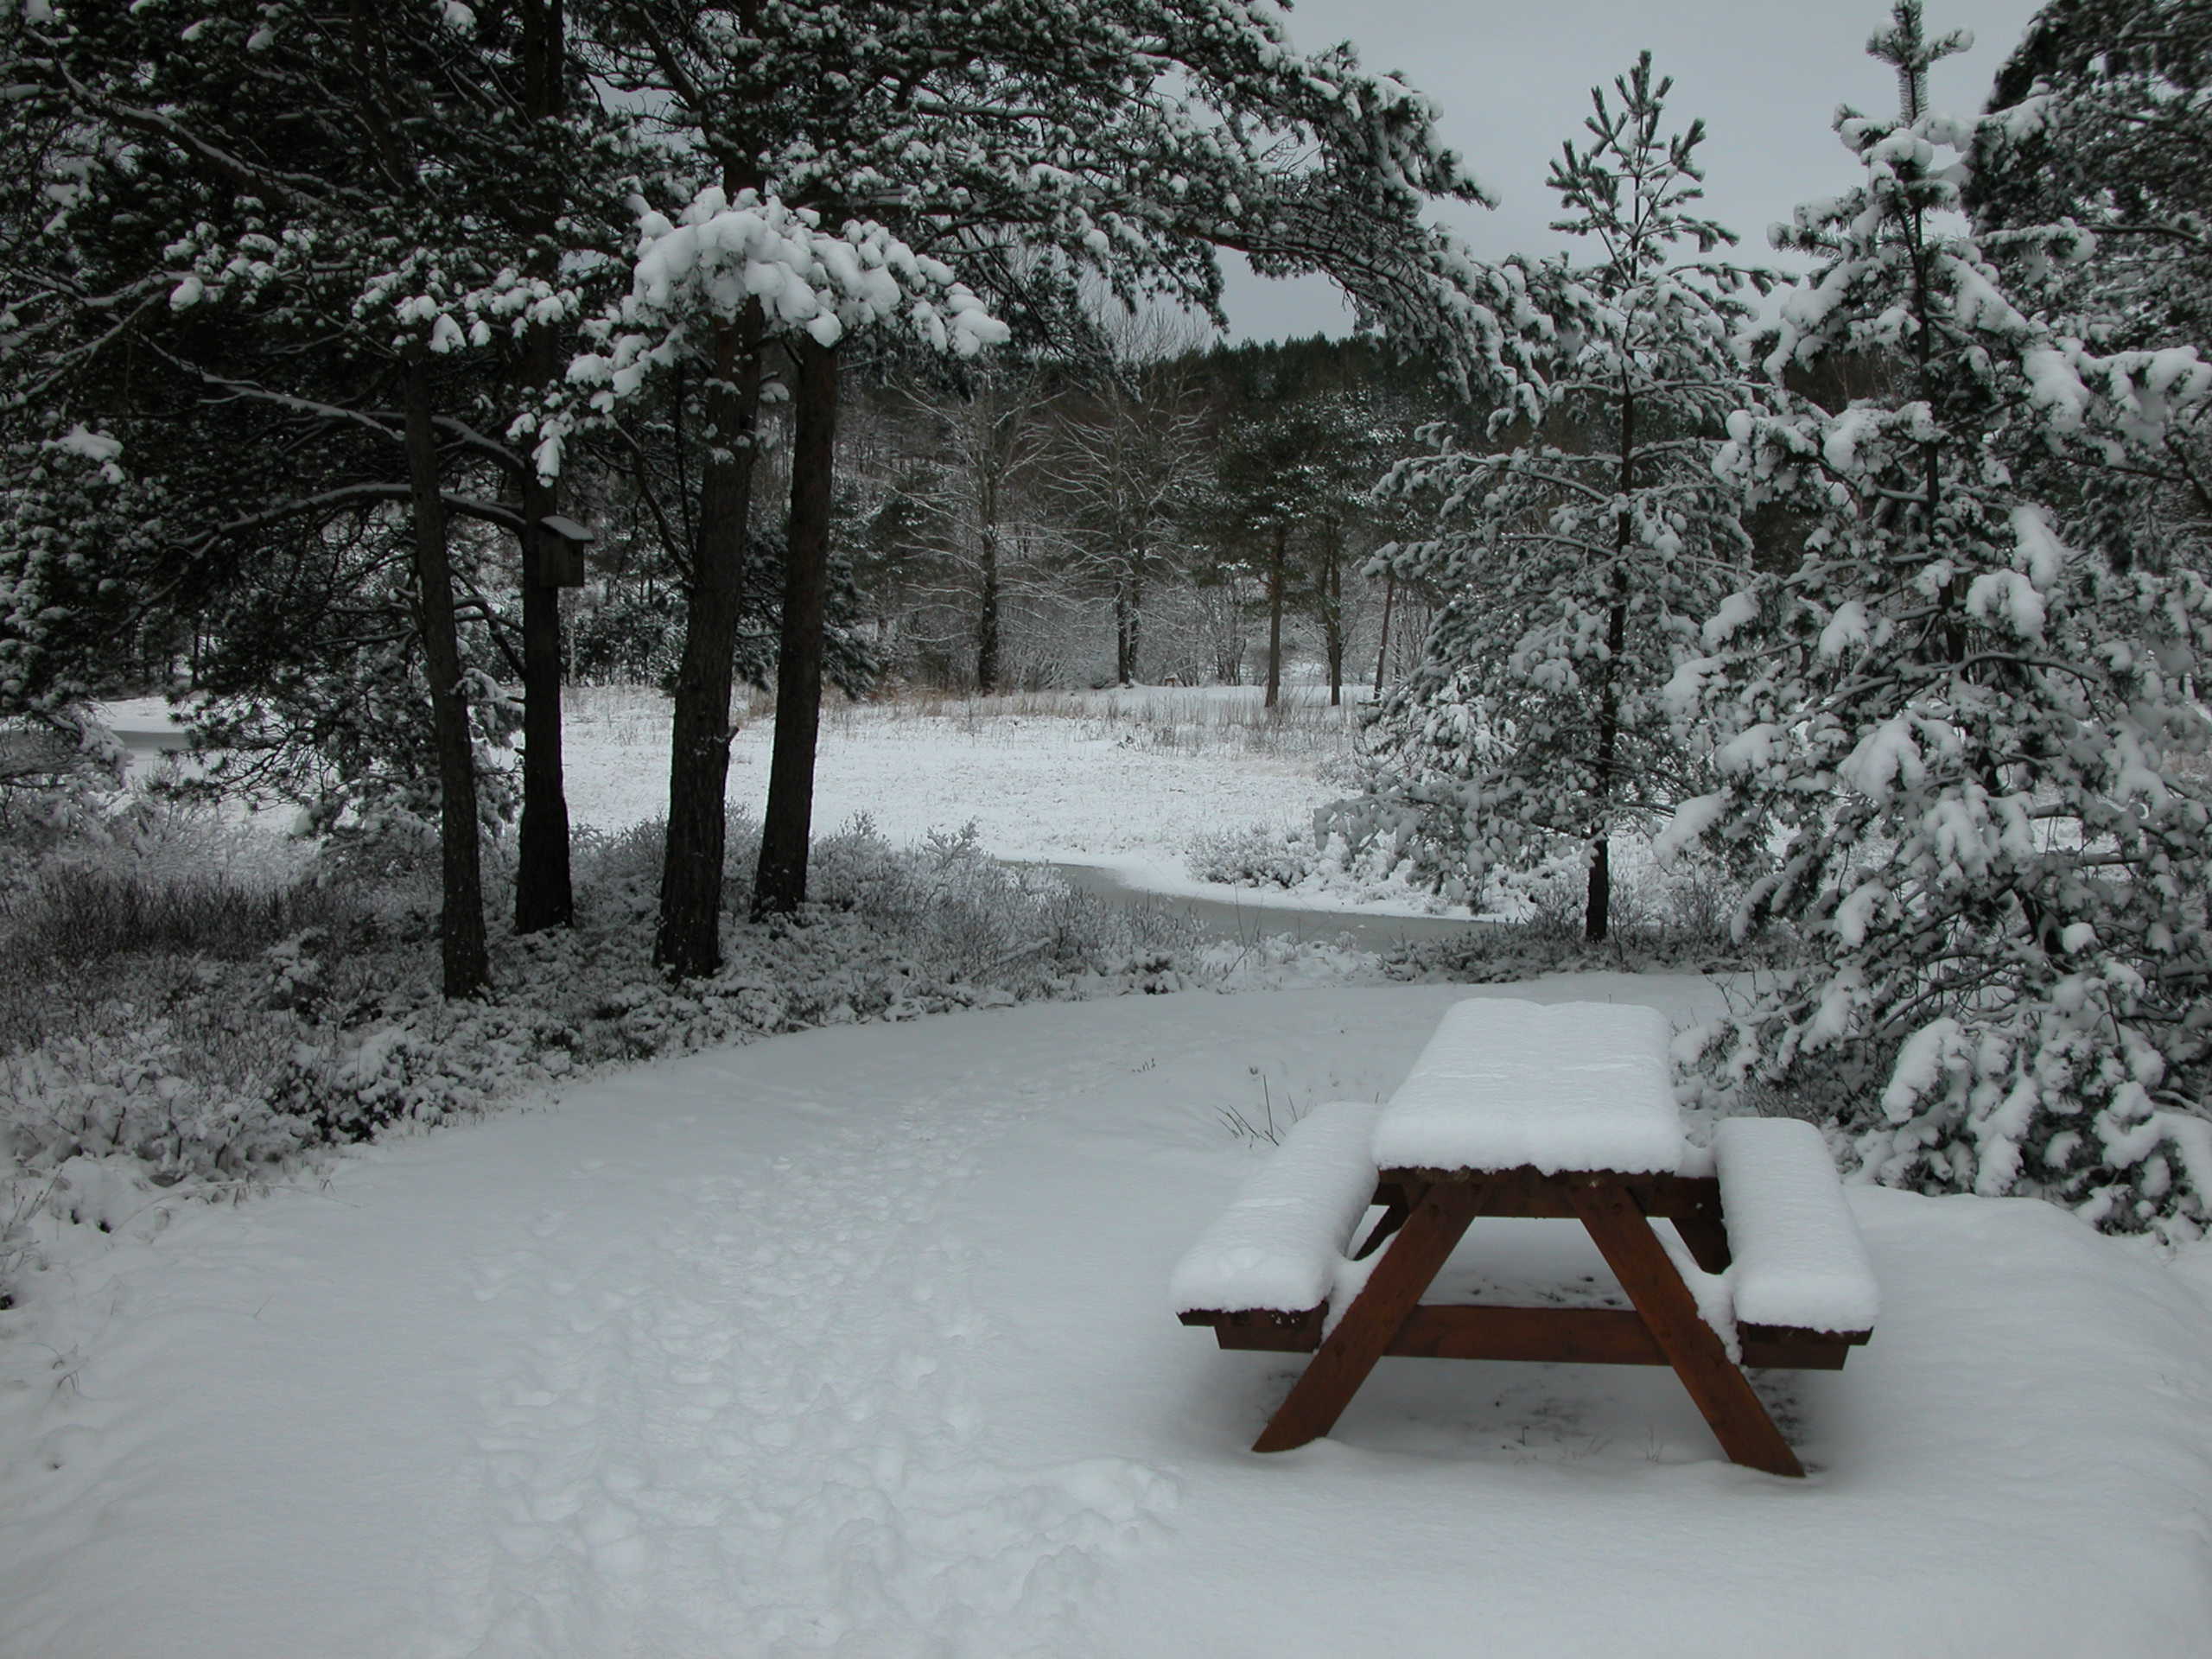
[{"x1": 1173, "y1": 1000, "x2": 1879, "y2": 1478}]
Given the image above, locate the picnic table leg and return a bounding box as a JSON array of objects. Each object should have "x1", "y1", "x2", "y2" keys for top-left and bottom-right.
[
  {"x1": 1568, "y1": 1179, "x2": 1805, "y2": 1478},
  {"x1": 1251, "y1": 1179, "x2": 1485, "y2": 1453},
  {"x1": 1351, "y1": 1183, "x2": 1413, "y2": 1261},
  {"x1": 1671, "y1": 1189, "x2": 1733, "y2": 1276}
]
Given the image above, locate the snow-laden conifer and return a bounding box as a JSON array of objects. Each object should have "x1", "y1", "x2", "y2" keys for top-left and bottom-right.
[
  {"x1": 1667, "y1": 3, "x2": 2212, "y2": 1236},
  {"x1": 1338, "y1": 54, "x2": 1765, "y2": 939},
  {"x1": 555, "y1": 189, "x2": 1007, "y2": 475},
  {"x1": 1974, "y1": 0, "x2": 2212, "y2": 605}
]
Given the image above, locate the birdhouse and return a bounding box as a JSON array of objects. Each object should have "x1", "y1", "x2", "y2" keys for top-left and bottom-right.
[{"x1": 535, "y1": 513, "x2": 594, "y2": 588}]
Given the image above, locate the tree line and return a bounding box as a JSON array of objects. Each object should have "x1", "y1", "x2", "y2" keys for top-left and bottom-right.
[
  {"x1": 553, "y1": 327, "x2": 1443, "y2": 704},
  {"x1": 4, "y1": 0, "x2": 2209, "y2": 1230},
  {"x1": 0, "y1": 0, "x2": 1521, "y2": 995}
]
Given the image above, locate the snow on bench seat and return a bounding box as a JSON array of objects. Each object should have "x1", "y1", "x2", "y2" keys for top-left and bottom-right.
[
  {"x1": 1370, "y1": 999, "x2": 1684, "y2": 1177},
  {"x1": 1714, "y1": 1118, "x2": 1880, "y2": 1335},
  {"x1": 1170, "y1": 1101, "x2": 1382, "y2": 1315}
]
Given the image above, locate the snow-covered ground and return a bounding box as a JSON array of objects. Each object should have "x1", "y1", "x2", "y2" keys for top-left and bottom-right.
[
  {"x1": 105, "y1": 685, "x2": 1451, "y2": 918},
  {"x1": 561, "y1": 686, "x2": 1464, "y2": 918},
  {"x1": 5, "y1": 980, "x2": 2211, "y2": 1657}
]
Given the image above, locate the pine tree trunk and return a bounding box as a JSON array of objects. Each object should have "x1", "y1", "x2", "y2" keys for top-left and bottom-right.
[
  {"x1": 402, "y1": 345, "x2": 490, "y2": 1001},
  {"x1": 1585, "y1": 589, "x2": 1630, "y2": 944},
  {"x1": 1127, "y1": 550, "x2": 1143, "y2": 683},
  {"x1": 1373, "y1": 571, "x2": 1395, "y2": 696},
  {"x1": 515, "y1": 465, "x2": 572, "y2": 932},
  {"x1": 1264, "y1": 522, "x2": 1286, "y2": 710},
  {"x1": 512, "y1": 0, "x2": 572, "y2": 934},
  {"x1": 1584, "y1": 834, "x2": 1612, "y2": 944},
  {"x1": 975, "y1": 518, "x2": 1001, "y2": 693},
  {"x1": 1322, "y1": 531, "x2": 1344, "y2": 707},
  {"x1": 656, "y1": 305, "x2": 765, "y2": 976},
  {"x1": 1586, "y1": 383, "x2": 1637, "y2": 946},
  {"x1": 1113, "y1": 577, "x2": 1132, "y2": 685},
  {"x1": 753, "y1": 334, "x2": 839, "y2": 918}
]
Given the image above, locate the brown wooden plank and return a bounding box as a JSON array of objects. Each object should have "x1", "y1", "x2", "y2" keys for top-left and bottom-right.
[
  {"x1": 1740, "y1": 1322, "x2": 1872, "y2": 1369},
  {"x1": 1250, "y1": 1179, "x2": 1484, "y2": 1453},
  {"x1": 1378, "y1": 1166, "x2": 1725, "y2": 1223},
  {"x1": 1192, "y1": 1307, "x2": 1326, "y2": 1351},
  {"x1": 1671, "y1": 1204, "x2": 1734, "y2": 1275},
  {"x1": 1192, "y1": 1306, "x2": 1867, "y2": 1370},
  {"x1": 1351, "y1": 1190, "x2": 1413, "y2": 1261},
  {"x1": 1568, "y1": 1178, "x2": 1806, "y2": 1478},
  {"x1": 1738, "y1": 1334, "x2": 1852, "y2": 1370},
  {"x1": 1391, "y1": 1304, "x2": 1669, "y2": 1363}
]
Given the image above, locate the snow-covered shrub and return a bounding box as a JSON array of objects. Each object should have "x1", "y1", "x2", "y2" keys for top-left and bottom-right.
[
  {"x1": 4, "y1": 864, "x2": 364, "y2": 968},
  {"x1": 0, "y1": 807, "x2": 1222, "y2": 1307},
  {"x1": 1186, "y1": 823, "x2": 1319, "y2": 890},
  {"x1": 0, "y1": 1020, "x2": 315, "y2": 1183},
  {"x1": 797, "y1": 814, "x2": 1202, "y2": 990}
]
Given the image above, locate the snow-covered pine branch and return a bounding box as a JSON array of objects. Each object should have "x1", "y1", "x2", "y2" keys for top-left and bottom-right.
[
  {"x1": 1669, "y1": 2, "x2": 2212, "y2": 1240},
  {"x1": 547, "y1": 189, "x2": 1007, "y2": 480}
]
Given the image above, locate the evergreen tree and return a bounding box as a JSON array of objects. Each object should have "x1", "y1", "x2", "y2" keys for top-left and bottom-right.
[
  {"x1": 1670, "y1": 4, "x2": 2212, "y2": 1235},
  {"x1": 585, "y1": 0, "x2": 1514, "y2": 957},
  {"x1": 1344, "y1": 55, "x2": 1763, "y2": 939},
  {"x1": 2, "y1": 0, "x2": 625, "y2": 995},
  {"x1": 1975, "y1": 0, "x2": 2212, "y2": 575},
  {"x1": 1205, "y1": 373, "x2": 1336, "y2": 710},
  {"x1": 1040, "y1": 312, "x2": 1211, "y2": 688}
]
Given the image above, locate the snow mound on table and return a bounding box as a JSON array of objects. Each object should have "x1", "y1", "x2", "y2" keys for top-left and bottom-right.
[
  {"x1": 1370, "y1": 999, "x2": 1683, "y2": 1174},
  {"x1": 1169, "y1": 1100, "x2": 1380, "y2": 1313},
  {"x1": 1715, "y1": 1116, "x2": 1881, "y2": 1332}
]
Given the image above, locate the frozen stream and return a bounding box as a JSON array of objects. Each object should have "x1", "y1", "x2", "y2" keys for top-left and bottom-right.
[{"x1": 1027, "y1": 861, "x2": 1477, "y2": 951}]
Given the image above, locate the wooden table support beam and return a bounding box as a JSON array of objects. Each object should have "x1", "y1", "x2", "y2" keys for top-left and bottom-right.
[
  {"x1": 1211, "y1": 1168, "x2": 1845, "y2": 1475},
  {"x1": 1567, "y1": 1178, "x2": 1805, "y2": 1478},
  {"x1": 1250, "y1": 1180, "x2": 1485, "y2": 1453}
]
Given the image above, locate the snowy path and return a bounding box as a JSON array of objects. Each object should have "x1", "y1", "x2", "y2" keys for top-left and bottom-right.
[
  {"x1": 0, "y1": 1016, "x2": 1182, "y2": 1658},
  {"x1": 413, "y1": 1065, "x2": 1184, "y2": 1656},
  {"x1": 6, "y1": 980, "x2": 2212, "y2": 1656}
]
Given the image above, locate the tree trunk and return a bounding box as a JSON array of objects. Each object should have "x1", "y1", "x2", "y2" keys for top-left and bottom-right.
[
  {"x1": 1113, "y1": 579, "x2": 1132, "y2": 685},
  {"x1": 402, "y1": 344, "x2": 490, "y2": 1000},
  {"x1": 1127, "y1": 550, "x2": 1143, "y2": 683},
  {"x1": 515, "y1": 461, "x2": 572, "y2": 932},
  {"x1": 1585, "y1": 588, "x2": 1630, "y2": 943},
  {"x1": 1373, "y1": 570, "x2": 1395, "y2": 696},
  {"x1": 656, "y1": 305, "x2": 765, "y2": 976},
  {"x1": 975, "y1": 518, "x2": 1001, "y2": 693},
  {"x1": 753, "y1": 334, "x2": 839, "y2": 918},
  {"x1": 1264, "y1": 522, "x2": 1286, "y2": 710},
  {"x1": 1584, "y1": 834, "x2": 1613, "y2": 944},
  {"x1": 512, "y1": 0, "x2": 572, "y2": 933},
  {"x1": 1586, "y1": 383, "x2": 1636, "y2": 945},
  {"x1": 1111, "y1": 548, "x2": 1146, "y2": 685},
  {"x1": 1322, "y1": 531, "x2": 1344, "y2": 707}
]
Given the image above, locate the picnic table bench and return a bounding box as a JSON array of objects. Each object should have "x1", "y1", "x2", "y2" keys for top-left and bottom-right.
[{"x1": 1172, "y1": 999, "x2": 1878, "y2": 1478}]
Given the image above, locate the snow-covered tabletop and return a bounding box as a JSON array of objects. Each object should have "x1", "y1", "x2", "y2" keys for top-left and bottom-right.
[{"x1": 1369, "y1": 998, "x2": 1684, "y2": 1176}]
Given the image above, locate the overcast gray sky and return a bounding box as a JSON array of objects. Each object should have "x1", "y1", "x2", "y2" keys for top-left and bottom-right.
[{"x1": 1218, "y1": 0, "x2": 2049, "y2": 339}]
